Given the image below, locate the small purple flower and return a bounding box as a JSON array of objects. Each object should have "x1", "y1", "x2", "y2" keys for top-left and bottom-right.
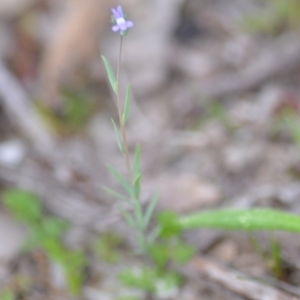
[{"x1": 111, "y1": 5, "x2": 133, "y2": 35}]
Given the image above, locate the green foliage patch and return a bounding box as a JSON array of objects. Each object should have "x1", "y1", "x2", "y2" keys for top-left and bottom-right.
[
  {"x1": 2, "y1": 188, "x2": 87, "y2": 296},
  {"x1": 0, "y1": 290, "x2": 14, "y2": 300}
]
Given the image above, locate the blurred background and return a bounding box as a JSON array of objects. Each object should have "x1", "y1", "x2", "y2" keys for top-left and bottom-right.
[{"x1": 2, "y1": 0, "x2": 300, "y2": 299}]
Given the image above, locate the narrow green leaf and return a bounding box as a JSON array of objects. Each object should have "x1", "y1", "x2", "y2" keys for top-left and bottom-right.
[
  {"x1": 111, "y1": 119, "x2": 124, "y2": 153},
  {"x1": 270, "y1": 236, "x2": 282, "y2": 278},
  {"x1": 133, "y1": 144, "x2": 141, "y2": 178},
  {"x1": 107, "y1": 165, "x2": 133, "y2": 197},
  {"x1": 102, "y1": 185, "x2": 131, "y2": 202},
  {"x1": 133, "y1": 173, "x2": 142, "y2": 199},
  {"x1": 143, "y1": 192, "x2": 159, "y2": 230},
  {"x1": 122, "y1": 84, "x2": 131, "y2": 123},
  {"x1": 119, "y1": 207, "x2": 135, "y2": 228},
  {"x1": 179, "y1": 209, "x2": 300, "y2": 233},
  {"x1": 101, "y1": 55, "x2": 117, "y2": 93}
]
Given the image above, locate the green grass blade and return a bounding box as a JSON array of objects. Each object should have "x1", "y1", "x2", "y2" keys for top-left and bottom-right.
[
  {"x1": 133, "y1": 173, "x2": 142, "y2": 199},
  {"x1": 270, "y1": 236, "x2": 282, "y2": 278},
  {"x1": 133, "y1": 144, "x2": 141, "y2": 178},
  {"x1": 101, "y1": 55, "x2": 117, "y2": 93},
  {"x1": 107, "y1": 165, "x2": 133, "y2": 197},
  {"x1": 122, "y1": 84, "x2": 131, "y2": 124},
  {"x1": 179, "y1": 209, "x2": 300, "y2": 233},
  {"x1": 111, "y1": 119, "x2": 124, "y2": 154},
  {"x1": 102, "y1": 185, "x2": 131, "y2": 202},
  {"x1": 143, "y1": 192, "x2": 159, "y2": 230}
]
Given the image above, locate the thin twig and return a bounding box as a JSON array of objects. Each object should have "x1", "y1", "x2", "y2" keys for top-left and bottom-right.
[{"x1": 188, "y1": 256, "x2": 296, "y2": 300}]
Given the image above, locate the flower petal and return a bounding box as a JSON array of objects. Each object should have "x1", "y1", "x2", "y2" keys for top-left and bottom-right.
[
  {"x1": 117, "y1": 6, "x2": 124, "y2": 18},
  {"x1": 126, "y1": 20, "x2": 133, "y2": 28},
  {"x1": 111, "y1": 8, "x2": 119, "y2": 20},
  {"x1": 112, "y1": 25, "x2": 120, "y2": 32}
]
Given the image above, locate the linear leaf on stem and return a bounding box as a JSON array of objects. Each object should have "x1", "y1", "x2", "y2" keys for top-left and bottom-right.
[
  {"x1": 133, "y1": 173, "x2": 142, "y2": 200},
  {"x1": 107, "y1": 164, "x2": 133, "y2": 197},
  {"x1": 133, "y1": 144, "x2": 141, "y2": 179},
  {"x1": 143, "y1": 192, "x2": 159, "y2": 230},
  {"x1": 102, "y1": 55, "x2": 117, "y2": 93},
  {"x1": 111, "y1": 119, "x2": 124, "y2": 154},
  {"x1": 122, "y1": 84, "x2": 131, "y2": 124},
  {"x1": 102, "y1": 185, "x2": 131, "y2": 202},
  {"x1": 119, "y1": 206, "x2": 135, "y2": 228}
]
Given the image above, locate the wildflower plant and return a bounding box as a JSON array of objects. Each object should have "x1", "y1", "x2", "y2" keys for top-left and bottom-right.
[
  {"x1": 102, "y1": 6, "x2": 195, "y2": 297},
  {"x1": 102, "y1": 5, "x2": 158, "y2": 256}
]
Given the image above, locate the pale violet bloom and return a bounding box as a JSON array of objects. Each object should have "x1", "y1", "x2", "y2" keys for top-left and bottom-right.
[{"x1": 111, "y1": 5, "x2": 133, "y2": 35}]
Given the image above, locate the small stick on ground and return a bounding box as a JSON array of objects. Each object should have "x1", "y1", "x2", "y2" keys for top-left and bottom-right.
[{"x1": 188, "y1": 256, "x2": 296, "y2": 300}]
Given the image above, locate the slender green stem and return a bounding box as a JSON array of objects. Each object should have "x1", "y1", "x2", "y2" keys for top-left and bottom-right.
[
  {"x1": 116, "y1": 36, "x2": 149, "y2": 255},
  {"x1": 116, "y1": 36, "x2": 133, "y2": 180}
]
